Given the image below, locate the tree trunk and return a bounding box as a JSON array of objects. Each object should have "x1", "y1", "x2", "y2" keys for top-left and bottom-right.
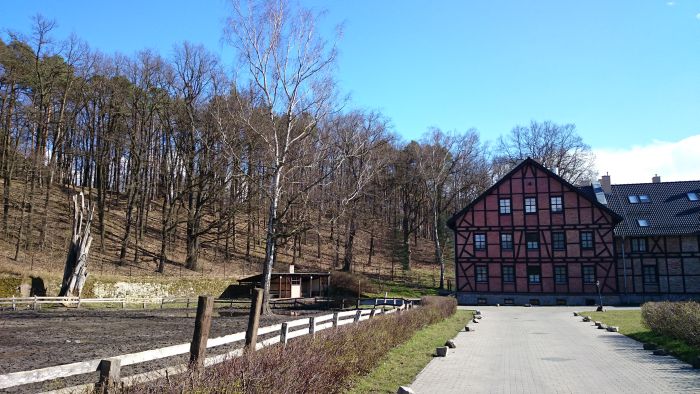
[
  {"x1": 342, "y1": 215, "x2": 356, "y2": 272},
  {"x1": 432, "y1": 199, "x2": 445, "y2": 290},
  {"x1": 260, "y1": 167, "x2": 282, "y2": 315},
  {"x1": 59, "y1": 193, "x2": 94, "y2": 297}
]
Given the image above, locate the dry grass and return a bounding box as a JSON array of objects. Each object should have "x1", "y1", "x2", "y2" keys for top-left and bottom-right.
[
  {"x1": 0, "y1": 178, "x2": 454, "y2": 297},
  {"x1": 126, "y1": 296, "x2": 458, "y2": 393}
]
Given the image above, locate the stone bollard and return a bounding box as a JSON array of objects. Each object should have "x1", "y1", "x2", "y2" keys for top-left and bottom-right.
[
  {"x1": 397, "y1": 386, "x2": 415, "y2": 394},
  {"x1": 594, "y1": 321, "x2": 602, "y2": 327},
  {"x1": 445, "y1": 339, "x2": 456, "y2": 349},
  {"x1": 472, "y1": 318, "x2": 479, "y2": 324},
  {"x1": 436, "y1": 346, "x2": 448, "y2": 357},
  {"x1": 653, "y1": 348, "x2": 668, "y2": 356},
  {"x1": 598, "y1": 324, "x2": 608, "y2": 330},
  {"x1": 691, "y1": 356, "x2": 700, "y2": 369},
  {"x1": 573, "y1": 312, "x2": 579, "y2": 316},
  {"x1": 606, "y1": 326, "x2": 619, "y2": 332},
  {"x1": 465, "y1": 326, "x2": 475, "y2": 332},
  {"x1": 582, "y1": 316, "x2": 591, "y2": 322},
  {"x1": 475, "y1": 309, "x2": 482, "y2": 316}
]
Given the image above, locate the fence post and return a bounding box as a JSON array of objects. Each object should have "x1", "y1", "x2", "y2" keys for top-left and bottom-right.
[
  {"x1": 186, "y1": 298, "x2": 191, "y2": 309},
  {"x1": 354, "y1": 309, "x2": 361, "y2": 323},
  {"x1": 189, "y1": 295, "x2": 214, "y2": 370},
  {"x1": 33, "y1": 295, "x2": 37, "y2": 310},
  {"x1": 370, "y1": 309, "x2": 377, "y2": 319},
  {"x1": 309, "y1": 317, "x2": 316, "y2": 337},
  {"x1": 280, "y1": 322, "x2": 289, "y2": 345},
  {"x1": 332, "y1": 312, "x2": 339, "y2": 328},
  {"x1": 245, "y1": 288, "x2": 264, "y2": 351},
  {"x1": 96, "y1": 358, "x2": 121, "y2": 393},
  {"x1": 12, "y1": 295, "x2": 16, "y2": 310},
  {"x1": 160, "y1": 298, "x2": 164, "y2": 309}
]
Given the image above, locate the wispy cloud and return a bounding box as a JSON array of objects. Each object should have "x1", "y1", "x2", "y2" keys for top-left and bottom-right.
[
  {"x1": 666, "y1": 1, "x2": 675, "y2": 6},
  {"x1": 696, "y1": 12, "x2": 700, "y2": 20},
  {"x1": 594, "y1": 134, "x2": 700, "y2": 184}
]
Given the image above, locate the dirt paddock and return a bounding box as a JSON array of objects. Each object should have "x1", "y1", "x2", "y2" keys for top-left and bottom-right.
[{"x1": 0, "y1": 307, "x2": 315, "y2": 392}]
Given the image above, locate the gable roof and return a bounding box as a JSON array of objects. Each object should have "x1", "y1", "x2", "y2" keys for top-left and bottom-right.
[
  {"x1": 447, "y1": 158, "x2": 622, "y2": 230},
  {"x1": 597, "y1": 181, "x2": 700, "y2": 237}
]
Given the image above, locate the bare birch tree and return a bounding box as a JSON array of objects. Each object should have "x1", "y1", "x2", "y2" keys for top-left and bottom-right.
[{"x1": 225, "y1": 0, "x2": 339, "y2": 312}]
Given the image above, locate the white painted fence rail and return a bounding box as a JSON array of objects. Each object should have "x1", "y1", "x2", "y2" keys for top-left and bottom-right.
[{"x1": 0, "y1": 302, "x2": 413, "y2": 393}]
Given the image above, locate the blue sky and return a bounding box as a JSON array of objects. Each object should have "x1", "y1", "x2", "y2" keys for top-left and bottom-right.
[{"x1": 2, "y1": 1, "x2": 699, "y2": 182}]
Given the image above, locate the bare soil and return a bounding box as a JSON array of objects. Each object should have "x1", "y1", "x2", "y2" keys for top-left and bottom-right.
[{"x1": 0, "y1": 307, "x2": 316, "y2": 392}]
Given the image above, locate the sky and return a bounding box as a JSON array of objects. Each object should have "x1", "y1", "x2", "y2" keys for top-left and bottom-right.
[{"x1": 1, "y1": 0, "x2": 699, "y2": 183}]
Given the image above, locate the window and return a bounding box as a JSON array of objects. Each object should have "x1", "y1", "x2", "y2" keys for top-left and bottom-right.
[
  {"x1": 582, "y1": 266, "x2": 596, "y2": 284},
  {"x1": 554, "y1": 266, "x2": 568, "y2": 284},
  {"x1": 291, "y1": 277, "x2": 301, "y2": 285},
  {"x1": 527, "y1": 266, "x2": 541, "y2": 284},
  {"x1": 643, "y1": 265, "x2": 658, "y2": 285},
  {"x1": 688, "y1": 192, "x2": 699, "y2": 201},
  {"x1": 628, "y1": 195, "x2": 640, "y2": 203},
  {"x1": 499, "y1": 198, "x2": 511, "y2": 214},
  {"x1": 526, "y1": 232, "x2": 539, "y2": 250},
  {"x1": 476, "y1": 266, "x2": 488, "y2": 283},
  {"x1": 500, "y1": 233, "x2": 513, "y2": 250},
  {"x1": 525, "y1": 197, "x2": 537, "y2": 213},
  {"x1": 631, "y1": 238, "x2": 647, "y2": 252},
  {"x1": 552, "y1": 232, "x2": 566, "y2": 250},
  {"x1": 550, "y1": 196, "x2": 563, "y2": 212},
  {"x1": 580, "y1": 231, "x2": 594, "y2": 249},
  {"x1": 474, "y1": 233, "x2": 486, "y2": 250},
  {"x1": 637, "y1": 219, "x2": 649, "y2": 227},
  {"x1": 638, "y1": 195, "x2": 650, "y2": 203},
  {"x1": 502, "y1": 266, "x2": 515, "y2": 283}
]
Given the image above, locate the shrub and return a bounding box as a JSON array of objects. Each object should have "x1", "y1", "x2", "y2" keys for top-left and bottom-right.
[
  {"x1": 328, "y1": 271, "x2": 379, "y2": 297},
  {"x1": 128, "y1": 296, "x2": 457, "y2": 393},
  {"x1": 641, "y1": 301, "x2": 700, "y2": 348}
]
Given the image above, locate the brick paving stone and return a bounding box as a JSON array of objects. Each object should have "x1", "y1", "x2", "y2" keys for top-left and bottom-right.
[{"x1": 410, "y1": 306, "x2": 700, "y2": 394}]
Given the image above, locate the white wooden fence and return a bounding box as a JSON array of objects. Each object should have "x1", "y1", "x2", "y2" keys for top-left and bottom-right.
[{"x1": 0, "y1": 302, "x2": 412, "y2": 393}]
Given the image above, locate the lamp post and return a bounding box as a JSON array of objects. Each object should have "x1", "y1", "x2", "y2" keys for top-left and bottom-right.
[{"x1": 596, "y1": 280, "x2": 604, "y2": 312}]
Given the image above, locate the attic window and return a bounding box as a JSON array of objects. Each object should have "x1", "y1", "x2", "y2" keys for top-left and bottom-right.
[
  {"x1": 637, "y1": 219, "x2": 649, "y2": 227},
  {"x1": 638, "y1": 195, "x2": 650, "y2": 203},
  {"x1": 628, "y1": 195, "x2": 640, "y2": 203},
  {"x1": 689, "y1": 192, "x2": 699, "y2": 201}
]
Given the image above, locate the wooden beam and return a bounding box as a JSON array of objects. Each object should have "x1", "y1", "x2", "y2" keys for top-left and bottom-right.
[{"x1": 189, "y1": 295, "x2": 214, "y2": 370}]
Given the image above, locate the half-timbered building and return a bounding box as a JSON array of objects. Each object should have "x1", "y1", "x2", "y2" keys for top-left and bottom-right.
[{"x1": 448, "y1": 158, "x2": 700, "y2": 305}]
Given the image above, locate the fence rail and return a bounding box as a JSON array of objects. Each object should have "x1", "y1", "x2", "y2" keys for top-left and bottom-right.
[
  {"x1": 0, "y1": 300, "x2": 414, "y2": 393},
  {"x1": 0, "y1": 295, "x2": 329, "y2": 311}
]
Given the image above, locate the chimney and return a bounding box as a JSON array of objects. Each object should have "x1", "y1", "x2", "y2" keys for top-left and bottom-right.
[
  {"x1": 288, "y1": 264, "x2": 295, "y2": 273},
  {"x1": 599, "y1": 173, "x2": 611, "y2": 193},
  {"x1": 652, "y1": 174, "x2": 661, "y2": 183}
]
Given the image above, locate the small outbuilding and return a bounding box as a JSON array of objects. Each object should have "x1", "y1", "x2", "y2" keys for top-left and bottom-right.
[{"x1": 221, "y1": 265, "x2": 331, "y2": 299}]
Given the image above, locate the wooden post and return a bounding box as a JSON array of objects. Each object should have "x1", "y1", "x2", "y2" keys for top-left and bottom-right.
[
  {"x1": 370, "y1": 309, "x2": 377, "y2": 319},
  {"x1": 33, "y1": 295, "x2": 37, "y2": 310},
  {"x1": 97, "y1": 358, "x2": 121, "y2": 393},
  {"x1": 245, "y1": 288, "x2": 264, "y2": 351},
  {"x1": 11, "y1": 295, "x2": 16, "y2": 311},
  {"x1": 332, "y1": 312, "x2": 339, "y2": 328},
  {"x1": 186, "y1": 298, "x2": 190, "y2": 309},
  {"x1": 189, "y1": 295, "x2": 214, "y2": 370},
  {"x1": 280, "y1": 322, "x2": 289, "y2": 344},
  {"x1": 122, "y1": 299, "x2": 125, "y2": 309},
  {"x1": 354, "y1": 309, "x2": 361, "y2": 323},
  {"x1": 309, "y1": 316, "x2": 316, "y2": 337},
  {"x1": 160, "y1": 298, "x2": 164, "y2": 309}
]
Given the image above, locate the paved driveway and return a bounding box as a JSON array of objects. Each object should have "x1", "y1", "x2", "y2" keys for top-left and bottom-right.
[{"x1": 410, "y1": 306, "x2": 700, "y2": 394}]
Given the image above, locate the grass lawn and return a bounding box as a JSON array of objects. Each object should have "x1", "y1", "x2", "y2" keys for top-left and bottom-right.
[
  {"x1": 347, "y1": 309, "x2": 473, "y2": 393},
  {"x1": 580, "y1": 309, "x2": 700, "y2": 366}
]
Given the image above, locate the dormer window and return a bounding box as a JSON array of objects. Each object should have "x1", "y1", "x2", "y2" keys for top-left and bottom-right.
[
  {"x1": 637, "y1": 219, "x2": 649, "y2": 227},
  {"x1": 628, "y1": 195, "x2": 639, "y2": 203},
  {"x1": 638, "y1": 195, "x2": 650, "y2": 203},
  {"x1": 629, "y1": 195, "x2": 650, "y2": 203},
  {"x1": 689, "y1": 192, "x2": 699, "y2": 201}
]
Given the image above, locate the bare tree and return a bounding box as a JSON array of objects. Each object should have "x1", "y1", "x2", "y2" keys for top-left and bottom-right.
[
  {"x1": 494, "y1": 120, "x2": 595, "y2": 184},
  {"x1": 59, "y1": 192, "x2": 94, "y2": 297},
  {"x1": 224, "y1": 0, "x2": 340, "y2": 312},
  {"x1": 417, "y1": 128, "x2": 487, "y2": 289}
]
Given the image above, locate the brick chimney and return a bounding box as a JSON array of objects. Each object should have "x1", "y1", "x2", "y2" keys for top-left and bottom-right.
[
  {"x1": 599, "y1": 173, "x2": 611, "y2": 193},
  {"x1": 652, "y1": 174, "x2": 661, "y2": 183},
  {"x1": 288, "y1": 264, "x2": 295, "y2": 273}
]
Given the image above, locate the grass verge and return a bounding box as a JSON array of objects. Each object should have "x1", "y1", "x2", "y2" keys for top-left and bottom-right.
[
  {"x1": 580, "y1": 309, "x2": 700, "y2": 366},
  {"x1": 347, "y1": 309, "x2": 473, "y2": 393}
]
